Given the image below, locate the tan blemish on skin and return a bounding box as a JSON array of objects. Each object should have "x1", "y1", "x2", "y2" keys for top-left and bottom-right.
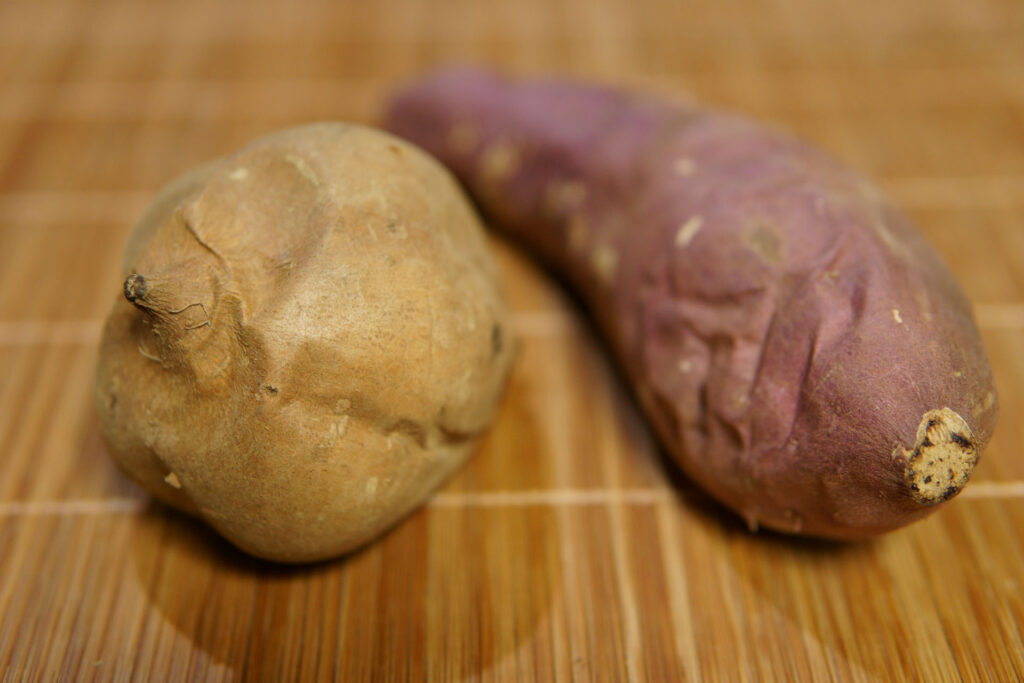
[
  {"x1": 677, "y1": 359, "x2": 693, "y2": 373},
  {"x1": 745, "y1": 220, "x2": 783, "y2": 263},
  {"x1": 568, "y1": 215, "x2": 589, "y2": 250},
  {"x1": 972, "y1": 391, "x2": 996, "y2": 417},
  {"x1": 591, "y1": 244, "x2": 619, "y2": 283},
  {"x1": 895, "y1": 407, "x2": 978, "y2": 505},
  {"x1": 675, "y1": 216, "x2": 703, "y2": 247},
  {"x1": 480, "y1": 141, "x2": 520, "y2": 182},
  {"x1": 285, "y1": 154, "x2": 320, "y2": 186},
  {"x1": 365, "y1": 476, "x2": 379, "y2": 496},
  {"x1": 334, "y1": 398, "x2": 352, "y2": 415},
  {"x1": 914, "y1": 290, "x2": 934, "y2": 322},
  {"x1": 892, "y1": 309, "x2": 903, "y2": 324},
  {"x1": 164, "y1": 472, "x2": 182, "y2": 489},
  {"x1": 228, "y1": 167, "x2": 249, "y2": 181},
  {"x1": 545, "y1": 180, "x2": 587, "y2": 215},
  {"x1": 447, "y1": 122, "x2": 479, "y2": 154},
  {"x1": 673, "y1": 158, "x2": 696, "y2": 176}
]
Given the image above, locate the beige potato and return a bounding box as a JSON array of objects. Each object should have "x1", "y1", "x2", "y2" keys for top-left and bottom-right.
[{"x1": 95, "y1": 123, "x2": 516, "y2": 562}]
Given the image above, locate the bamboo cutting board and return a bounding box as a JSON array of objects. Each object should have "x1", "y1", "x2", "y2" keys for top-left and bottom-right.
[{"x1": 2, "y1": 0, "x2": 1024, "y2": 680}]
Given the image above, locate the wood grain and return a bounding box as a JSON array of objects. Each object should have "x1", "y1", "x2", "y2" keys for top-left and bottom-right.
[{"x1": 2, "y1": 0, "x2": 1024, "y2": 680}]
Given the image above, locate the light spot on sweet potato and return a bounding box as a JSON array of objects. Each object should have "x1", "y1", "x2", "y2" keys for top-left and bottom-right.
[
  {"x1": 677, "y1": 359, "x2": 693, "y2": 373},
  {"x1": 675, "y1": 216, "x2": 703, "y2": 247},
  {"x1": 744, "y1": 220, "x2": 782, "y2": 263},
  {"x1": 480, "y1": 141, "x2": 520, "y2": 182},
  {"x1": 164, "y1": 472, "x2": 182, "y2": 489},
  {"x1": 447, "y1": 122, "x2": 480, "y2": 154},
  {"x1": 972, "y1": 391, "x2": 996, "y2": 417},
  {"x1": 365, "y1": 476, "x2": 379, "y2": 496},
  {"x1": 568, "y1": 216, "x2": 590, "y2": 250},
  {"x1": 895, "y1": 408, "x2": 978, "y2": 505},
  {"x1": 545, "y1": 180, "x2": 587, "y2": 215},
  {"x1": 228, "y1": 167, "x2": 249, "y2": 181},
  {"x1": 590, "y1": 244, "x2": 619, "y2": 283},
  {"x1": 892, "y1": 309, "x2": 903, "y2": 324},
  {"x1": 673, "y1": 157, "x2": 696, "y2": 176},
  {"x1": 913, "y1": 290, "x2": 934, "y2": 322}
]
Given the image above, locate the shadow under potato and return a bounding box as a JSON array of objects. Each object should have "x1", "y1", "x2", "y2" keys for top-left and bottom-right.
[
  {"x1": 129, "y1": 498, "x2": 556, "y2": 680},
  {"x1": 130, "y1": 501, "x2": 374, "y2": 676}
]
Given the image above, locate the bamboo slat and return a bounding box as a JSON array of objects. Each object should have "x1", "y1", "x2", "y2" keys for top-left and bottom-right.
[{"x1": 2, "y1": 0, "x2": 1023, "y2": 679}]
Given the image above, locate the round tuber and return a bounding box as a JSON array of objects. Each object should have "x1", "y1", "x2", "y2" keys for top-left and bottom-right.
[{"x1": 95, "y1": 123, "x2": 516, "y2": 562}]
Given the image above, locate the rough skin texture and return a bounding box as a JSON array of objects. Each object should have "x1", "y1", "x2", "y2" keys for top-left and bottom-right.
[
  {"x1": 385, "y1": 68, "x2": 999, "y2": 539},
  {"x1": 95, "y1": 123, "x2": 516, "y2": 562}
]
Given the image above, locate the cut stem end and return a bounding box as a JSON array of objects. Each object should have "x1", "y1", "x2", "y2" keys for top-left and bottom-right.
[{"x1": 124, "y1": 273, "x2": 149, "y2": 304}]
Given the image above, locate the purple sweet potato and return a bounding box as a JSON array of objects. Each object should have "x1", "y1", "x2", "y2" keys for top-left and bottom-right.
[{"x1": 385, "y1": 67, "x2": 999, "y2": 539}]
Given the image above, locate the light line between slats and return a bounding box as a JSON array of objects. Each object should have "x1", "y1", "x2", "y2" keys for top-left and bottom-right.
[{"x1": 1, "y1": 483, "x2": 1022, "y2": 517}]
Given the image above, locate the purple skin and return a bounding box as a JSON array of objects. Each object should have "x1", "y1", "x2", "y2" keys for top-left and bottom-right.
[{"x1": 384, "y1": 67, "x2": 999, "y2": 539}]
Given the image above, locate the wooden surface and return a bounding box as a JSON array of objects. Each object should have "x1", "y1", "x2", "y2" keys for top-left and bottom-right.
[{"x1": 2, "y1": 0, "x2": 1024, "y2": 680}]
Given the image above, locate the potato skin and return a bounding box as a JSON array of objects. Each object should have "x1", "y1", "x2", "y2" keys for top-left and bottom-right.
[
  {"x1": 385, "y1": 68, "x2": 999, "y2": 539},
  {"x1": 95, "y1": 123, "x2": 515, "y2": 562}
]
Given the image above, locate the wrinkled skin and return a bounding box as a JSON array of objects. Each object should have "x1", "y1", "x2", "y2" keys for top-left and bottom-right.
[
  {"x1": 385, "y1": 68, "x2": 999, "y2": 538},
  {"x1": 95, "y1": 124, "x2": 516, "y2": 562}
]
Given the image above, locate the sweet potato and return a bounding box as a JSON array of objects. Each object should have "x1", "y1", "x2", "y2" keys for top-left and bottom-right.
[
  {"x1": 385, "y1": 68, "x2": 999, "y2": 539},
  {"x1": 95, "y1": 123, "x2": 516, "y2": 562}
]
